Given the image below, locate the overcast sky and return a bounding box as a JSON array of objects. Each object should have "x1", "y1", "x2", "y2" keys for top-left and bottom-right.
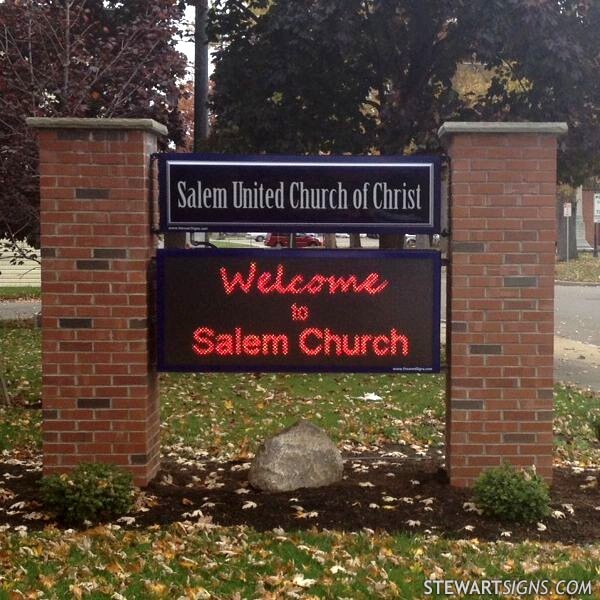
[{"x1": 178, "y1": 5, "x2": 214, "y2": 77}]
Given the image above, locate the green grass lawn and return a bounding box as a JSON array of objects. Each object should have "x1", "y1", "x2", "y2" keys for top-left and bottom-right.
[
  {"x1": 211, "y1": 237, "x2": 255, "y2": 249},
  {"x1": 0, "y1": 286, "x2": 41, "y2": 300},
  {"x1": 0, "y1": 324, "x2": 598, "y2": 599},
  {"x1": 555, "y1": 253, "x2": 600, "y2": 283},
  {"x1": 0, "y1": 526, "x2": 597, "y2": 599}
]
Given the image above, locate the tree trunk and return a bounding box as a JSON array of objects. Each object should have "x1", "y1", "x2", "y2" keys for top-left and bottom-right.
[
  {"x1": 379, "y1": 233, "x2": 405, "y2": 249},
  {"x1": 323, "y1": 233, "x2": 337, "y2": 249},
  {"x1": 349, "y1": 233, "x2": 361, "y2": 248},
  {"x1": 165, "y1": 232, "x2": 187, "y2": 249}
]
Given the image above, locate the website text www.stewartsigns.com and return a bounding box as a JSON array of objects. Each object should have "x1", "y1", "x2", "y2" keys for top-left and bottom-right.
[{"x1": 424, "y1": 579, "x2": 594, "y2": 597}]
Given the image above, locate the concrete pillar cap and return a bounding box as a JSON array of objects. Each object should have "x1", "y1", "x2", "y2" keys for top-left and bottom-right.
[
  {"x1": 438, "y1": 121, "x2": 568, "y2": 139},
  {"x1": 26, "y1": 117, "x2": 168, "y2": 137}
]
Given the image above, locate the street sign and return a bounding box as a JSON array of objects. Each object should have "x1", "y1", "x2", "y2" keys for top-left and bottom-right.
[
  {"x1": 156, "y1": 249, "x2": 441, "y2": 373},
  {"x1": 594, "y1": 193, "x2": 600, "y2": 223},
  {"x1": 563, "y1": 202, "x2": 572, "y2": 218},
  {"x1": 158, "y1": 154, "x2": 441, "y2": 234}
]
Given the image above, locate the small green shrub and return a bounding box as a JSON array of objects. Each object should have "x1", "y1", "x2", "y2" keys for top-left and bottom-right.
[
  {"x1": 589, "y1": 411, "x2": 600, "y2": 442},
  {"x1": 40, "y1": 463, "x2": 134, "y2": 525},
  {"x1": 473, "y1": 463, "x2": 550, "y2": 523}
]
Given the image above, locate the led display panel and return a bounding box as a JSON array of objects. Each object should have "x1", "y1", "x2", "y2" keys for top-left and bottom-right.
[{"x1": 157, "y1": 249, "x2": 441, "y2": 373}]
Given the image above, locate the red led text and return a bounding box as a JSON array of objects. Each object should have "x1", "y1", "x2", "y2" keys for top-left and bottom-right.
[
  {"x1": 220, "y1": 262, "x2": 388, "y2": 296},
  {"x1": 192, "y1": 326, "x2": 409, "y2": 359},
  {"x1": 299, "y1": 328, "x2": 409, "y2": 357},
  {"x1": 193, "y1": 327, "x2": 289, "y2": 356},
  {"x1": 291, "y1": 304, "x2": 309, "y2": 320}
]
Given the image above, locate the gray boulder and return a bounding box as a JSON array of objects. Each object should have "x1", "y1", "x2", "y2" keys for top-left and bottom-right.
[{"x1": 249, "y1": 421, "x2": 344, "y2": 492}]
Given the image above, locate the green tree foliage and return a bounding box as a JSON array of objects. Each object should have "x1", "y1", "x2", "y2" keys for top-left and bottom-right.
[
  {"x1": 0, "y1": 0, "x2": 189, "y2": 244},
  {"x1": 210, "y1": 0, "x2": 375, "y2": 154},
  {"x1": 209, "y1": 0, "x2": 600, "y2": 183}
]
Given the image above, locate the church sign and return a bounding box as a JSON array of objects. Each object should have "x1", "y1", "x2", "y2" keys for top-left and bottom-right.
[
  {"x1": 156, "y1": 249, "x2": 441, "y2": 373},
  {"x1": 158, "y1": 154, "x2": 441, "y2": 234}
]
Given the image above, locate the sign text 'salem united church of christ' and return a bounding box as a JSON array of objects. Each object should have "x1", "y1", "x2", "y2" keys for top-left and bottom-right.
[{"x1": 158, "y1": 154, "x2": 440, "y2": 233}]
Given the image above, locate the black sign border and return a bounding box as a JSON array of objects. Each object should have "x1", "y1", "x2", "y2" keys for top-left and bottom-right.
[
  {"x1": 157, "y1": 153, "x2": 441, "y2": 234},
  {"x1": 156, "y1": 248, "x2": 441, "y2": 374}
]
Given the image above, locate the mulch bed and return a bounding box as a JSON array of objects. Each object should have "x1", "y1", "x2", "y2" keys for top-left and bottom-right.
[{"x1": 0, "y1": 452, "x2": 598, "y2": 543}]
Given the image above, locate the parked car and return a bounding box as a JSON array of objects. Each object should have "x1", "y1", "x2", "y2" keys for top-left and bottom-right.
[
  {"x1": 246, "y1": 232, "x2": 268, "y2": 242},
  {"x1": 404, "y1": 234, "x2": 440, "y2": 248},
  {"x1": 264, "y1": 233, "x2": 322, "y2": 247},
  {"x1": 335, "y1": 233, "x2": 367, "y2": 238}
]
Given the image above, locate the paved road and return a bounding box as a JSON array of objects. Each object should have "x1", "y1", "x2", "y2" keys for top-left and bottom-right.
[
  {"x1": 0, "y1": 300, "x2": 40, "y2": 320},
  {"x1": 555, "y1": 284, "x2": 600, "y2": 346},
  {"x1": 554, "y1": 283, "x2": 600, "y2": 390}
]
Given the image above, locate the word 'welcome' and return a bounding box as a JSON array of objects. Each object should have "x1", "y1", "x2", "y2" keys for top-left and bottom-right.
[{"x1": 220, "y1": 263, "x2": 389, "y2": 295}]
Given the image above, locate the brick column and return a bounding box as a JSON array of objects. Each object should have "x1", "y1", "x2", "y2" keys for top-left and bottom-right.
[
  {"x1": 439, "y1": 122, "x2": 567, "y2": 487},
  {"x1": 27, "y1": 117, "x2": 166, "y2": 486}
]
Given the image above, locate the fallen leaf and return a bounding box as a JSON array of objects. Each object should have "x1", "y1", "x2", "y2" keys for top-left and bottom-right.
[
  {"x1": 330, "y1": 565, "x2": 347, "y2": 574},
  {"x1": 292, "y1": 574, "x2": 317, "y2": 588},
  {"x1": 561, "y1": 503, "x2": 575, "y2": 515}
]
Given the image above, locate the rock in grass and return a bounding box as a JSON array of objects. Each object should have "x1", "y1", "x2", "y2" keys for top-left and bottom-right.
[{"x1": 249, "y1": 421, "x2": 343, "y2": 492}]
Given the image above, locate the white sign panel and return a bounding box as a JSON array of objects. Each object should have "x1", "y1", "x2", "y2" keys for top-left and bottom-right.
[
  {"x1": 563, "y1": 202, "x2": 572, "y2": 218},
  {"x1": 594, "y1": 193, "x2": 600, "y2": 224}
]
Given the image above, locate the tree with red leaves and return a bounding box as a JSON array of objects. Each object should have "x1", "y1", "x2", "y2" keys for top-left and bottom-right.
[{"x1": 0, "y1": 0, "x2": 189, "y2": 246}]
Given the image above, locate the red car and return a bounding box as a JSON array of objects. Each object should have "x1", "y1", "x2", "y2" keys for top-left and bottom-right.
[{"x1": 264, "y1": 233, "x2": 322, "y2": 248}]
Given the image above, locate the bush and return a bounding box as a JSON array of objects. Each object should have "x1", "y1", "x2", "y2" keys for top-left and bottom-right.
[
  {"x1": 40, "y1": 463, "x2": 134, "y2": 525},
  {"x1": 589, "y1": 411, "x2": 600, "y2": 442},
  {"x1": 473, "y1": 463, "x2": 550, "y2": 523}
]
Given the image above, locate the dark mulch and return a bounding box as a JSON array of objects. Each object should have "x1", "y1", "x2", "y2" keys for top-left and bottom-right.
[{"x1": 0, "y1": 453, "x2": 598, "y2": 543}]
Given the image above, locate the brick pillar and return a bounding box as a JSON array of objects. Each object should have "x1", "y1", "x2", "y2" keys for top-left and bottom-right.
[
  {"x1": 439, "y1": 122, "x2": 567, "y2": 487},
  {"x1": 27, "y1": 117, "x2": 166, "y2": 486}
]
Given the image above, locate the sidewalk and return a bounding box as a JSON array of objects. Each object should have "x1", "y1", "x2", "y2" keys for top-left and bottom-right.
[
  {"x1": 554, "y1": 336, "x2": 600, "y2": 392},
  {"x1": 0, "y1": 300, "x2": 40, "y2": 320}
]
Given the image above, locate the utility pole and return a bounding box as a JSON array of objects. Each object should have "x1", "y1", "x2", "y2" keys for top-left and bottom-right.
[
  {"x1": 194, "y1": 0, "x2": 209, "y2": 150},
  {"x1": 194, "y1": 0, "x2": 210, "y2": 244},
  {"x1": 170, "y1": 0, "x2": 209, "y2": 249},
  {"x1": 594, "y1": 193, "x2": 600, "y2": 258}
]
